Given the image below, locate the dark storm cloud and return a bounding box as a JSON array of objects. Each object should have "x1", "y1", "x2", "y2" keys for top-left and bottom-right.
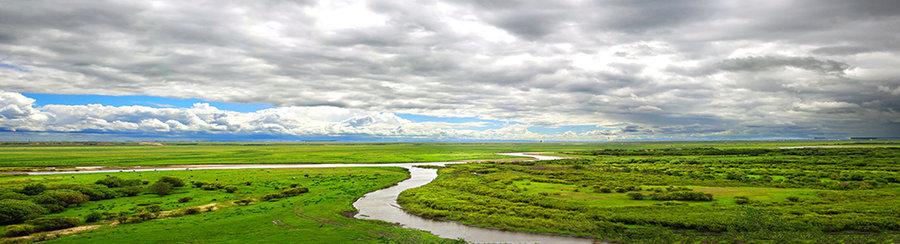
[
  {"x1": 718, "y1": 56, "x2": 851, "y2": 74},
  {"x1": 0, "y1": 0, "x2": 898, "y2": 139},
  {"x1": 811, "y1": 46, "x2": 878, "y2": 56}
]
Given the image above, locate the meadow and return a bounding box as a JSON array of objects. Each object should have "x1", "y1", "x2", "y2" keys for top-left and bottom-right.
[
  {"x1": 0, "y1": 167, "x2": 456, "y2": 243},
  {"x1": 398, "y1": 145, "x2": 900, "y2": 242},
  {"x1": 0, "y1": 141, "x2": 884, "y2": 169},
  {"x1": 0, "y1": 142, "x2": 603, "y2": 169},
  {"x1": 0, "y1": 141, "x2": 897, "y2": 243}
]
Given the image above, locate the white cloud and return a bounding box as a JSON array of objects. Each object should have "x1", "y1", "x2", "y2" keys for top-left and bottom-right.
[{"x1": 0, "y1": 0, "x2": 898, "y2": 139}]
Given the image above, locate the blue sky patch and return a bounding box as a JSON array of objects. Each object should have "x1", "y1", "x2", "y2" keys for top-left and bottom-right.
[
  {"x1": 528, "y1": 125, "x2": 605, "y2": 134},
  {"x1": 0, "y1": 63, "x2": 29, "y2": 72},
  {"x1": 397, "y1": 113, "x2": 507, "y2": 131},
  {"x1": 23, "y1": 93, "x2": 272, "y2": 112}
]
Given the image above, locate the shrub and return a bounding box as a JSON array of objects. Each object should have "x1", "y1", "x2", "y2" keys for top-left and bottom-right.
[
  {"x1": 192, "y1": 181, "x2": 206, "y2": 188},
  {"x1": 158, "y1": 176, "x2": 184, "y2": 187},
  {"x1": 234, "y1": 199, "x2": 253, "y2": 206},
  {"x1": 143, "y1": 205, "x2": 163, "y2": 213},
  {"x1": 178, "y1": 197, "x2": 193, "y2": 203},
  {"x1": 627, "y1": 192, "x2": 645, "y2": 200},
  {"x1": 118, "y1": 186, "x2": 143, "y2": 197},
  {"x1": 649, "y1": 191, "x2": 713, "y2": 201},
  {"x1": 135, "y1": 211, "x2": 157, "y2": 221},
  {"x1": 84, "y1": 212, "x2": 104, "y2": 223},
  {"x1": 183, "y1": 207, "x2": 201, "y2": 215},
  {"x1": 26, "y1": 216, "x2": 80, "y2": 232},
  {"x1": 57, "y1": 184, "x2": 118, "y2": 200},
  {"x1": 244, "y1": 181, "x2": 252, "y2": 186},
  {"x1": 225, "y1": 186, "x2": 238, "y2": 193},
  {"x1": 4, "y1": 224, "x2": 36, "y2": 237},
  {"x1": 786, "y1": 196, "x2": 800, "y2": 202},
  {"x1": 201, "y1": 182, "x2": 224, "y2": 190},
  {"x1": 593, "y1": 187, "x2": 612, "y2": 193},
  {"x1": 0, "y1": 191, "x2": 28, "y2": 200},
  {"x1": 148, "y1": 181, "x2": 173, "y2": 196},
  {"x1": 281, "y1": 187, "x2": 309, "y2": 196},
  {"x1": 20, "y1": 183, "x2": 46, "y2": 196},
  {"x1": 262, "y1": 187, "x2": 309, "y2": 201},
  {"x1": 95, "y1": 176, "x2": 124, "y2": 188},
  {"x1": 0, "y1": 199, "x2": 48, "y2": 225},
  {"x1": 261, "y1": 193, "x2": 282, "y2": 202},
  {"x1": 122, "y1": 179, "x2": 143, "y2": 187},
  {"x1": 32, "y1": 190, "x2": 90, "y2": 209},
  {"x1": 735, "y1": 196, "x2": 750, "y2": 205},
  {"x1": 290, "y1": 183, "x2": 299, "y2": 188}
]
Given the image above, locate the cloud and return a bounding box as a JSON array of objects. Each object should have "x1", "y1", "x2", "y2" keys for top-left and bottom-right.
[
  {"x1": 0, "y1": 0, "x2": 898, "y2": 139},
  {"x1": 718, "y1": 56, "x2": 851, "y2": 74}
]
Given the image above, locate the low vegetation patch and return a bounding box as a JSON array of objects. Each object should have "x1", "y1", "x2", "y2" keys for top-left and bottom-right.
[{"x1": 399, "y1": 145, "x2": 899, "y2": 242}]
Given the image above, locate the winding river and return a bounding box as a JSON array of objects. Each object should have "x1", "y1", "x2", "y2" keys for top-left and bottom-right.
[{"x1": 19, "y1": 153, "x2": 593, "y2": 243}]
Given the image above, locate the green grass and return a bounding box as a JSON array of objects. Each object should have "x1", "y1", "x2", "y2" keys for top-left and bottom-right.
[
  {"x1": 1, "y1": 140, "x2": 896, "y2": 168},
  {"x1": 398, "y1": 145, "x2": 900, "y2": 242},
  {"x1": 1, "y1": 141, "x2": 899, "y2": 242},
  {"x1": 0, "y1": 167, "x2": 457, "y2": 243},
  {"x1": 0, "y1": 143, "x2": 602, "y2": 168}
]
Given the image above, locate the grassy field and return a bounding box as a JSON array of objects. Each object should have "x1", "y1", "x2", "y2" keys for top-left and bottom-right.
[
  {"x1": 0, "y1": 141, "x2": 894, "y2": 168},
  {"x1": 0, "y1": 141, "x2": 898, "y2": 243},
  {"x1": 0, "y1": 142, "x2": 601, "y2": 169},
  {"x1": 398, "y1": 145, "x2": 900, "y2": 242},
  {"x1": 0, "y1": 167, "x2": 456, "y2": 243}
]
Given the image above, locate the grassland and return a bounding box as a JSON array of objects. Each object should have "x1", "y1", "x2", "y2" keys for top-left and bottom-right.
[
  {"x1": 0, "y1": 141, "x2": 898, "y2": 243},
  {"x1": 0, "y1": 142, "x2": 601, "y2": 169},
  {"x1": 0, "y1": 167, "x2": 456, "y2": 243},
  {"x1": 0, "y1": 140, "x2": 893, "y2": 168},
  {"x1": 398, "y1": 145, "x2": 900, "y2": 242}
]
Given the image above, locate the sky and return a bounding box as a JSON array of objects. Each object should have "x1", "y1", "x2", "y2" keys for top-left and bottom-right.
[{"x1": 1, "y1": 0, "x2": 899, "y2": 141}]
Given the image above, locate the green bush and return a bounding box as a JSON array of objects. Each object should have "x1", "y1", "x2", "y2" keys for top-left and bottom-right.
[
  {"x1": 158, "y1": 176, "x2": 184, "y2": 187},
  {"x1": 225, "y1": 186, "x2": 238, "y2": 193},
  {"x1": 201, "y1": 182, "x2": 224, "y2": 190},
  {"x1": 183, "y1": 207, "x2": 201, "y2": 215},
  {"x1": 234, "y1": 199, "x2": 253, "y2": 206},
  {"x1": 148, "y1": 181, "x2": 173, "y2": 196},
  {"x1": 31, "y1": 190, "x2": 90, "y2": 212},
  {"x1": 627, "y1": 192, "x2": 645, "y2": 200},
  {"x1": 84, "y1": 212, "x2": 104, "y2": 223},
  {"x1": 786, "y1": 196, "x2": 800, "y2": 202},
  {"x1": 95, "y1": 176, "x2": 124, "y2": 188},
  {"x1": 142, "y1": 205, "x2": 163, "y2": 213},
  {"x1": 0, "y1": 199, "x2": 48, "y2": 225},
  {"x1": 26, "y1": 216, "x2": 80, "y2": 232},
  {"x1": 281, "y1": 187, "x2": 309, "y2": 196},
  {"x1": 649, "y1": 191, "x2": 713, "y2": 201},
  {"x1": 118, "y1": 186, "x2": 143, "y2": 197},
  {"x1": 191, "y1": 181, "x2": 206, "y2": 188},
  {"x1": 56, "y1": 184, "x2": 118, "y2": 200},
  {"x1": 260, "y1": 193, "x2": 282, "y2": 201},
  {"x1": 122, "y1": 179, "x2": 143, "y2": 187},
  {"x1": 735, "y1": 196, "x2": 750, "y2": 205},
  {"x1": 0, "y1": 191, "x2": 28, "y2": 200},
  {"x1": 20, "y1": 183, "x2": 46, "y2": 196},
  {"x1": 4, "y1": 224, "x2": 36, "y2": 237},
  {"x1": 262, "y1": 187, "x2": 309, "y2": 201},
  {"x1": 178, "y1": 197, "x2": 193, "y2": 203}
]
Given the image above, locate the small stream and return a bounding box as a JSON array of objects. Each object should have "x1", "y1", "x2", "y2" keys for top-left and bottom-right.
[
  {"x1": 353, "y1": 153, "x2": 591, "y2": 243},
  {"x1": 19, "y1": 153, "x2": 593, "y2": 243}
]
